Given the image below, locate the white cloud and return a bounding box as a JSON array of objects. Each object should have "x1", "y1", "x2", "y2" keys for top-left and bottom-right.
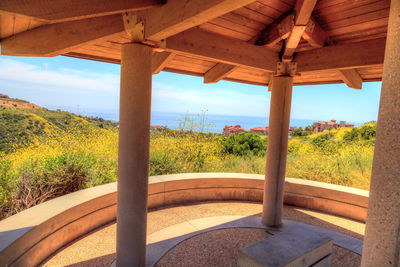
[
  {"x1": 0, "y1": 58, "x2": 270, "y2": 117},
  {"x1": 152, "y1": 81, "x2": 270, "y2": 117},
  {"x1": 0, "y1": 58, "x2": 119, "y2": 93}
]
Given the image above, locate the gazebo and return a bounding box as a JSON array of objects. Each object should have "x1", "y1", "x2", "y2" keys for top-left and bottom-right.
[{"x1": 0, "y1": 0, "x2": 398, "y2": 266}]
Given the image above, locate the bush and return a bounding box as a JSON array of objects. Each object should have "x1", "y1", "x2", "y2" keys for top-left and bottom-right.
[
  {"x1": 359, "y1": 124, "x2": 376, "y2": 139},
  {"x1": 220, "y1": 132, "x2": 267, "y2": 156},
  {"x1": 311, "y1": 132, "x2": 334, "y2": 147},
  {"x1": 343, "y1": 128, "x2": 360, "y2": 141},
  {"x1": 149, "y1": 152, "x2": 181, "y2": 175}
]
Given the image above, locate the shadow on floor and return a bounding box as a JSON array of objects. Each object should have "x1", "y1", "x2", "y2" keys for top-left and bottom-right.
[{"x1": 64, "y1": 253, "x2": 115, "y2": 267}]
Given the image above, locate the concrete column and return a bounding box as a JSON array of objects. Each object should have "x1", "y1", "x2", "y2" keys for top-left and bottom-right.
[
  {"x1": 262, "y1": 76, "x2": 293, "y2": 227},
  {"x1": 117, "y1": 43, "x2": 152, "y2": 267},
  {"x1": 361, "y1": 0, "x2": 400, "y2": 266}
]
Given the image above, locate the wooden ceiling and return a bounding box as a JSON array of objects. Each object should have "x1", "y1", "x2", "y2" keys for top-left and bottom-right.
[{"x1": 0, "y1": 0, "x2": 389, "y2": 88}]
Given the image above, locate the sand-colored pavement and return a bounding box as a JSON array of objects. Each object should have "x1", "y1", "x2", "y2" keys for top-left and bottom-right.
[{"x1": 44, "y1": 202, "x2": 365, "y2": 266}]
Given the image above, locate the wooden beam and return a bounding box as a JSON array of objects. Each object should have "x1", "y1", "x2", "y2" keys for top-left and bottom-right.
[
  {"x1": 253, "y1": 14, "x2": 294, "y2": 46},
  {"x1": 152, "y1": 52, "x2": 175, "y2": 74},
  {"x1": 283, "y1": 25, "x2": 307, "y2": 59},
  {"x1": 294, "y1": 0, "x2": 318, "y2": 25},
  {"x1": 165, "y1": 28, "x2": 279, "y2": 72},
  {"x1": 303, "y1": 17, "x2": 328, "y2": 47},
  {"x1": 1, "y1": 0, "x2": 255, "y2": 57},
  {"x1": 296, "y1": 38, "x2": 386, "y2": 72},
  {"x1": 204, "y1": 63, "x2": 237, "y2": 83},
  {"x1": 338, "y1": 69, "x2": 363, "y2": 89},
  {"x1": 142, "y1": 0, "x2": 257, "y2": 41},
  {"x1": 0, "y1": 15, "x2": 125, "y2": 56},
  {"x1": 283, "y1": 0, "x2": 318, "y2": 58},
  {"x1": 0, "y1": 0, "x2": 165, "y2": 23}
]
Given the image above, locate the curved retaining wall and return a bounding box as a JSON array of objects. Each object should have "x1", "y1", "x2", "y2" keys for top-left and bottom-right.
[{"x1": 0, "y1": 173, "x2": 369, "y2": 266}]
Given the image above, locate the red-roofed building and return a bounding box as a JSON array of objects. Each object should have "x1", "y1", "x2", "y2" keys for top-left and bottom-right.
[
  {"x1": 222, "y1": 125, "x2": 248, "y2": 136},
  {"x1": 313, "y1": 120, "x2": 354, "y2": 132},
  {"x1": 250, "y1": 126, "x2": 269, "y2": 135}
]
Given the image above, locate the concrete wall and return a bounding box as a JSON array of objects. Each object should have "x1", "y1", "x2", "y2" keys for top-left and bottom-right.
[{"x1": 0, "y1": 173, "x2": 369, "y2": 266}]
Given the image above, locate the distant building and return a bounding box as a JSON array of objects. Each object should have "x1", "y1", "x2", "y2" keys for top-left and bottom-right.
[
  {"x1": 222, "y1": 125, "x2": 248, "y2": 136},
  {"x1": 313, "y1": 119, "x2": 354, "y2": 132},
  {"x1": 250, "y1": 126, "x2": 269, "y2": 135},
  {"x1": 0, "y1": 94, "x2": 9, "y2": 98},
  {"x1": 150, "y1": 125, "x2": 166, "y2": 131}
]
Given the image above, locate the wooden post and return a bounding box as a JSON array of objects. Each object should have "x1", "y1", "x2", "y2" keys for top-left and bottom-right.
[
  {"x1": 117, "y1": 43, "x2": 152, "y2": 267},
  {"x1": 262, "y1": 75, "x2": 294, "y2": 227},
  {"x1": 361, "y1": 0, "x2": 400, "y2": 266}
]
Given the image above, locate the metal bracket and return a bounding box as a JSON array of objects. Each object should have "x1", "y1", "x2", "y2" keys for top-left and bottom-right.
[
  {"x1": 275, "y1": 61, "x2": 298, "y2": 77},
  {"x1": 306, "y1": 19, "x2": 315, "y2": 33},
  {"x1": 123, "y1": 12, "x2": 166, "y2": 51}
]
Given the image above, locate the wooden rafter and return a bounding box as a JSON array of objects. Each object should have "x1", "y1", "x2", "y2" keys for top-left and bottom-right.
[
  {"x1": 338, "y1": 69, "x2": 363, "y2": 89},
  {"x1": 140, "y1": 0, "x2": 257, "y2": 41},
  {"x1": 1, "y1": 0, "x2": 256, "y2": 57},
  {"x1": 296, "y1": 38, "x2": 386, "y2": 72},
  {"x1": 0, "y1": 0, "x2": 165, "y2": 23},
  {"x1": 1, "y1": 15, "x2": 125, "y2": 57},
  {"x1": 152, "y1": 52, "x2": 175, "y2": 74},
  {"x1": 283, "y1": 0, "x2": 318, "y2": 59},
  {"x1": 204, "y1": 63, "x2": 237, "y2": 83},
  {"x1": 165, "y1": 28, "x2": 279, "y2": 72}
]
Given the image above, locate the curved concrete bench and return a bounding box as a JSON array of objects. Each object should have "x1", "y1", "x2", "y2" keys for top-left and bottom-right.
[{"x1": 0, "y1": 173, "x2": 369, "y2": 266}]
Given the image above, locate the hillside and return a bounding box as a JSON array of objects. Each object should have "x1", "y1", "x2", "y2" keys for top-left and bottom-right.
[
  {"x1": 0, "y1": 95, "x2": 42, "y2": 110},
  {"x1": 0, "y1": 104, "x2": 117, "y2": 153}
]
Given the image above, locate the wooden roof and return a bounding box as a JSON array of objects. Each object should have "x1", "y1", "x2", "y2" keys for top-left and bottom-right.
[{"x1": 0, "y1": 0, "x2": 389, "y2": 88}]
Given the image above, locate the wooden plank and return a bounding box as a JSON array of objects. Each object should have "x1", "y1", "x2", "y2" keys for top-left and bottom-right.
[
  {"x1": 221, "y1": 12, "x2": 266, "y2": 31},
  {"x1": 152, "y1": 52, "x2": 175, "y2": 74},
  {"x1": 204, "y1": 63, "x2": 237, "y2": 83},
  {"x1": 321, "y1": 4, "x2": 389, "y2": 28},
  {"x1": 338, "y1": 69, "x2": 363, "y2": 89},
  {"x1": 245, "y1": 2, "x2": 284, "y2": 20},
  {"x1": 303, "y1": 17, "x2": 327, "y2": 47},
  {"x1": 199, "y1": 22, "x2": 253, "y2": 41},
  {"x1": 142, "y1": 0, "x2": 256, "y2": 41},
  {"x1": 296, "y1": 38, "x2": 386, "y2": 72},
  {"x1": 327, "y1": 17, "x2": 388, "y2": 37},
  {"x1": 257, "y1": 0, "x2": 293, "y2": 12},
  {"x1": 1, "y1": 14, "x2": 125, "y2": 56},
  {"x1": 294, "y1": 0, "x2": 318, "y2": 25},
  {"x1": 165, "y1": 28, "x2": 279, "y2": 72},
  {"x1": 0, "y1": 0, "x2": 164, "y2": 23},
  {"x1": 315, "y1": 0, "x2": 389, "y2": 19},
  {"x1": 209, "y1": 17, "x2": 261, "y2": 37},
  {"x1": 233, "y1": 7, "x2": 275, "y2": 24}
]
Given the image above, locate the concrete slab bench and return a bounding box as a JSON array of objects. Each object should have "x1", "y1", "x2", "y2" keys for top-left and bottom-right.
[{"x1": 238, "y1": 226, "x2": 333, "y2": 267}]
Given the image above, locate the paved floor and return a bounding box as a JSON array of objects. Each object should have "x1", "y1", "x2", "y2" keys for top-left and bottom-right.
[{"x1": 44, "y1": 202, "x2": 365, "y2": 266}]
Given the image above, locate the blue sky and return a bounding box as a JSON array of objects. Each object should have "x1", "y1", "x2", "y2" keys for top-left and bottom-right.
[{"x1": 0, "y1": 55, "x2": 381, "y2": 123}]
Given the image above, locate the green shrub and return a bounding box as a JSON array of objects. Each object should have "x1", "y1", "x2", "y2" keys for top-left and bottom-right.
[
  {"x1": 149, "y1": 152, "x2": 181, "y2": 175},
  {"x1": 343, "y1": 128, "x2": 360, "y2": 141},
  {"x1": 311, "y1": 132, "x2": 334, "y2": 147},
  {"x1": 220, "y1": 132, "x2": 267, "y2": 156}
]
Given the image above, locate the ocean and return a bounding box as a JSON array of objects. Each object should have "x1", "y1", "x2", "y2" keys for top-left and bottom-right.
[{"x1": 75, "y1": 109, "x2": 319, "y2": 133}]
